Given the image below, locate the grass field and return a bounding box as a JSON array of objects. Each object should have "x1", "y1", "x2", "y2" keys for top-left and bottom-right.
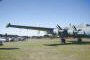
[{"x1": 0, "y1": 38, "x2": 90, "y2": 60}]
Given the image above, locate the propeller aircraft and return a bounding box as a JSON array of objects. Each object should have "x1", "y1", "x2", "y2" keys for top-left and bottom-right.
[{"x1": 6, "y1": 23, "x2": 90, "y2": 44}]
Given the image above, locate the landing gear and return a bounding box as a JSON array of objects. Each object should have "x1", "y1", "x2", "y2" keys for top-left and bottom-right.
[
  {"x1": 0, "y1": 41, "x2": 3, "y2": 45},
  {"x1": 77, "y1": 38, "x2": 82, "y2": 43},
  {"x1": 61, "y1": 38, "x2": 66, "y2": 44}
]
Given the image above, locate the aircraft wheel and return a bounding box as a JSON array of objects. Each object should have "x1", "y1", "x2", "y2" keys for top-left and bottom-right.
[
  {"x1": 0, "y1": 41, "x2": 3, "y2": 45},
  {"x1": 77, "y1": 38, "x2": 82, "y2": 43},
  {"x1": 61, "y1": 38, "x2": 66, "y2": 44}
]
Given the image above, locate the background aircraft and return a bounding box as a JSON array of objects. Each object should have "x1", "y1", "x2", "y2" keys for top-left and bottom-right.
[{"x1": 0, "y1": 33, "x2": 28, "y2": 42}]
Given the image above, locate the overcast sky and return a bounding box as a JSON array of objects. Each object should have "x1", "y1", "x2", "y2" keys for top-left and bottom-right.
[{"x1": 0, "y1": 0, "x2": 90, "y2": 36}]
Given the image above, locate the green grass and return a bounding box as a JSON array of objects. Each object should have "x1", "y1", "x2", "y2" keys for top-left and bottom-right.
[{"x1": 0, "y1": 38, "x2": 90, "y2": 60}]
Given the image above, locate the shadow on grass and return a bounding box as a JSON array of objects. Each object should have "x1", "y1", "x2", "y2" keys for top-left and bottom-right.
[
  {"x1": 0, "y1": 48, "x2": 19, "y2": 50},
  {"x1": 68, "y1": 41, "x2": 90, "y2": 45},
  {"x1": 44, "y1": 41, "x2": 90, "y2": 46}
]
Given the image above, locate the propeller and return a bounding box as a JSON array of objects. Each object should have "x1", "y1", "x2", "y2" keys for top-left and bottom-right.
[
  {"x1": 73, "y1": 25, "x2": 77, "y2": 31},
  {"x1": 56, "y1": 24, "x2": 68, "y2": 37},
  {"x1": 72, "y1": 25, "x2": 82, "y2": 32},
  {"x1": 56, "y1": 24, "x2": 63, "y2": 30},
  {"x1": 72, "y1": 25, "x2": 82, "y2": 38}
]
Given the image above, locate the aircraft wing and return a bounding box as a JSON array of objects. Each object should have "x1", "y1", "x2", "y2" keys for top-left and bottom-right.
[{"x1": 6, "y1": 23, "x2": 54, "y2": 31}]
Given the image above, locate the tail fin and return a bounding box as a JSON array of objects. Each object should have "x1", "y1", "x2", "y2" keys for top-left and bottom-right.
[{"x1": 6, "y1": 23, "x2": 11, "y2": 28}]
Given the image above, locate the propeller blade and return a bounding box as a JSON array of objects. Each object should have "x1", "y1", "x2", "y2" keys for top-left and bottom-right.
[
  {"x1": 56, "y1": 24, "x2": 62, "y2": 30},
  {"x1": 72, "y1": 25, "x2": 77, "y2": 31}
]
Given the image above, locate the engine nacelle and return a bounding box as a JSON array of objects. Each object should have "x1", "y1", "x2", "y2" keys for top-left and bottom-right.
[
  {"x1": 68, "y1": 30, "x2": 73, "y2": 35},
  {"x1": 53, "y1": 28, "x2": 59, "y2": 35}
]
